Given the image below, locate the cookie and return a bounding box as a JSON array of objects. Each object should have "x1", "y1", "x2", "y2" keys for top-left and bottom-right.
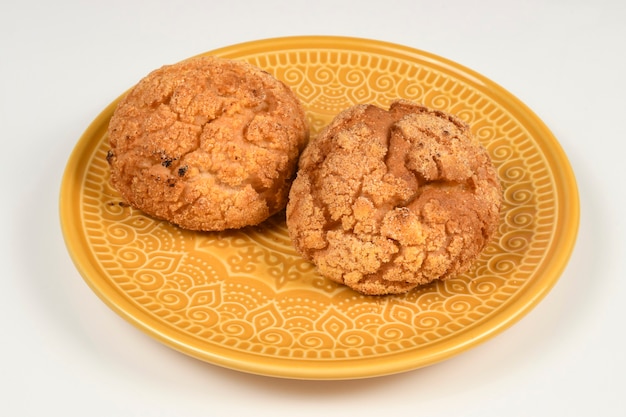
[
  {"x1": 106, "y1": 56, "x2": 308, "y2": 231},
  {"x1": 286, "y1": 100, "x2": 502, "y2": 295}
]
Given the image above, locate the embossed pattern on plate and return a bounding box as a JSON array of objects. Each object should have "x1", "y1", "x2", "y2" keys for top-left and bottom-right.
[{"x1": 60, "y1": 36, "x2": 579, "y2": 379}]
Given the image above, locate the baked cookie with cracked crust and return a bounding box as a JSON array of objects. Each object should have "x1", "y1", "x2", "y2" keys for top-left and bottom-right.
[
  {"x1": 106, "y1": 56, "x2": 308, "y2": 231},
  {"x1": 286, "y1": 100, "x2": 502, "y2": 295}
]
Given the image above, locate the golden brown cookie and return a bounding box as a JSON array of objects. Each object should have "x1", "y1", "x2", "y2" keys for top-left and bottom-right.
[
  {"x1": 286, "y1": 100, "x2": 502, "y2": 295},
  {"x1": 106, "y1": 56, "x2": 308, "y2": 231}
]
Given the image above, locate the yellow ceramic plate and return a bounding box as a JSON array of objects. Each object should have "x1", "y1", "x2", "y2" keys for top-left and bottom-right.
[{"x1": 60, "y1": 36, "x2": 579, "y2": 379}]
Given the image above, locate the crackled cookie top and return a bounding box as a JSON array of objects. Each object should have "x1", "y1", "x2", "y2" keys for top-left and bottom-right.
[
  {"x1": 107, "y1": 56, "x2": 308, "y2": 231},
  {"x1": 286, "y1": 100, "x2": 502, "y2": 295}
]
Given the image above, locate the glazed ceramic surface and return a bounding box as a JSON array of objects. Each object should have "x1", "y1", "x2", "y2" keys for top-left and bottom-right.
[{"x1": 60, "y1": 36, "x2": 579, "y2": 379}]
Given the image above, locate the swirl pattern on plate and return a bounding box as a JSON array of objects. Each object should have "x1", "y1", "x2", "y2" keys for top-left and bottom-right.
[{"x1": 78, "y1": 46, "x2": 554, "y2": 361}]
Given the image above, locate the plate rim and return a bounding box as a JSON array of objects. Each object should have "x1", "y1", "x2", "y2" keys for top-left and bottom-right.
[{"x1": 59, "y1": 35, "x2": 580, "y2": 380}]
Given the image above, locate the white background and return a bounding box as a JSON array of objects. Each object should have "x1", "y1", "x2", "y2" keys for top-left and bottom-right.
[{"x1": 2, "y1": 0, "x2": 625, "y2": 415}]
